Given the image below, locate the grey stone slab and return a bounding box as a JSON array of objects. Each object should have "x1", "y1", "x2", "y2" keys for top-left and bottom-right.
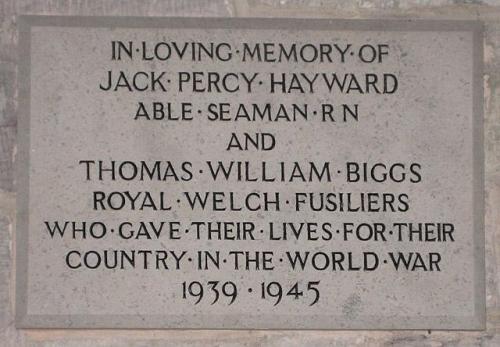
[
  {"x1": 0, "y1": 126, "x2": 15, "y2": 191},
  {"x1": 0, "y1": 63, "x2": 17, "y2": 127},
  {"x1": 0, "y1": 214, "x2": 11, "y2": 328},
  {"x1": 16, "y1": 0, "x2": 234, "y2": 17},
  {"x1": 16, "y1": 16, "x2": 485, "y2": 329}
]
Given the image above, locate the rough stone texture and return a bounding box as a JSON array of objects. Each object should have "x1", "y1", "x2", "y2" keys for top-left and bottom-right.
[{"x1": 1, "y1": 0, "x2": 500, "y2": 345}]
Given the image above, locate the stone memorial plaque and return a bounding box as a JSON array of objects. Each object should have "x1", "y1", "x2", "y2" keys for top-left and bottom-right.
[{"x1": 16, "y1": 16, "x2": 484, "y2": 329}]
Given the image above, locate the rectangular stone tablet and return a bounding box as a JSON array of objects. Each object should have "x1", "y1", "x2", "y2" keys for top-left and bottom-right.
[{"x1": 16, "y1": 16, "x2": 485, "y2": 329}]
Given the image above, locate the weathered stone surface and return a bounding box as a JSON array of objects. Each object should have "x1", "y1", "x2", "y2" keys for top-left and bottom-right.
[
  {"x1": 16, "y1": 0, "x2": 235, "y2": 16},
  {"x1": 0, "y1": 126, "x2": 15, "y2": 192},
  {"x1": 0, "y1": 63, "x2": 16, "y2": 127},
  {"x1": 0, "y1": 0, "x2": 17, "y2": 62}
]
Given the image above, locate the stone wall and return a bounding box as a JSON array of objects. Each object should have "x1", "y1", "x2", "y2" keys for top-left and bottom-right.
[{"x1": 1, "y1": 0, "x2": 500, "y2": 345}]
